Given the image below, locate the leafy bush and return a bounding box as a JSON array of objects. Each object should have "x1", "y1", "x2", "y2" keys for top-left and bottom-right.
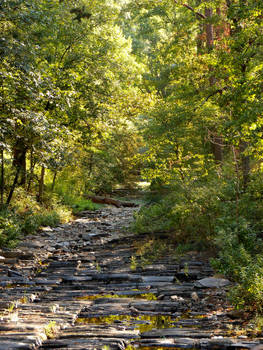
[
  {"x1": 70, "y1": 198, "x2": 100, "y2": 214},
  {"x1": 134, "y1": 171, "x2": 263, "y2": 313},
  {"x1": 53, "y1": 181, "x2": 100, "y2": 213},
  {"x1": 0, "y1": 187, "x2": 74, "y2": 246},
  {"x1": 133, "y1": 200, "x2": 173, "y2": 234},
  {"x1": 133, "y1": 176, "x2": 227, "y2": 244},
  {"x1": 21, "y1": 210, "x2": 62, "y2": 235},
  {"x1": 0, "y1": 184, "x2": 101, "y2": 248},
  {"x1": 0, "y1": 210, "x2": 21, "y2": 247},
  {"x1": 59, "y1": 194, "x2": 100, "y2": 214},
  {"x1": 210, "y1": 216, "x2": 263, "y2": 312},
  {"x1": 228, "y1": 260, "x2": 263, "y2": 313}
]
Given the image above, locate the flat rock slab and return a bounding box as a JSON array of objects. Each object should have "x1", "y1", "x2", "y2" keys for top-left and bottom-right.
[
  {"x1": 93, "y1": 297, "x2": 135, "y2": 304},
  {"x1": 41, "y1": 338, "x2": 127, "y2": 349},
  {"x1": 141, "y1": 327, "x2": 212, "y2": 339},
  {"x1": 0, "y1": 341, "x2": 36, "y2": 350},
  {"x1": 62, "y1": 276, "x2": 93, "y2": 282},
  {"x1": 91, "y1": 273, "x2": 142, "y2": 282},
  {"x1": 131, "y1": 300, "x2": 182, "y2": 312},
  {"x1": 58, "y1": 325, "x2": 140, "y2": 339},
  {"x1": 141, "y1": 275, "x2": 174, "y2": 283},
  {"x1": 196, "y1": 277, "x2": 231, "y2": 288},
  {"x1": 138, "y1": 337, "x2": 199, "y2": 348}
]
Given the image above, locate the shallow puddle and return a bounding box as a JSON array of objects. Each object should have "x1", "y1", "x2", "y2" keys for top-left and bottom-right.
[
  {"x1": 77, "y1": 292, "x2": 157, "y2": 301},
  {"x1": 76, "y1": 314, "x2": 194, "y2": 333}
]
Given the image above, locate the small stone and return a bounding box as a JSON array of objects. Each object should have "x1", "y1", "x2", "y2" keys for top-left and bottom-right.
[
  {"x1": 130, "y1": 306, "x2": 139, "y2": 316},
  {"x1": 81, "y1": 233, "x2": 91, "y2": 241},
  {"x1": 29, "y1": 294, "x2": 37, "y2": 302},
  {"x1": 47, "y1": 247, "x2": 56, "y2": 252},
  {"x1": 191, "y1": 292, "x2": 199, "y2": 301},
  {"x1": 9, "y1": 312, "x2": 19, "y2": 322},
  {"x1": 53, "y1": 227, "x2": 63, "y2": 232},
  {"x1": 49, "y1": 304, "x2": 60, "y2": 313},
  {"x1": 8, "y1": 269, "x2": 23, "y2": 277},
  {"x1": 19, "y1": 241, "x2": 44, "y2": 249},
  {"x1": 211, "y1": 336, "x2": 223, "y2": 339},
  {"x1": 171, "y1": 295, "x2": 184, "y2": 302},
  {"x1": 41, "y1": 226, "x2": 53, "y2": 232}
]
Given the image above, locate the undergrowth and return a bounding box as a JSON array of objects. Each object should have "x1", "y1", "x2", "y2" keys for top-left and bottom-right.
[
  {"x1": 53, "y1": 182, "x2": 101, "y2": 213},
  {"x1": 0, "y1": 186, "x2": 99, "y2": 248},
  {"x1": 132, "y1": 172, "x2": 263, "y2": 314}
]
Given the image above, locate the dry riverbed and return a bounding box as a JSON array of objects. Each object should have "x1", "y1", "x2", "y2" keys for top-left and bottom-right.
[{"x1": 0, "y1": 206, "x2": 262, "y2": 349}]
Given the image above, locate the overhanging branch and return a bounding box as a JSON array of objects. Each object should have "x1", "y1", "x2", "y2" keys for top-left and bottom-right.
[
  {"x1": 174, "y1": 0, "x2": 206, "y2": 19},
  {"x1": 194, "y1": 87, "x2": 228, "y2": 111}
]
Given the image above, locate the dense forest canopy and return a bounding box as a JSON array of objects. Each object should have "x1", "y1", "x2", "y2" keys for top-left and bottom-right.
[{"x1": 1, "y1": 0, "x2": 263, "y2": 313}]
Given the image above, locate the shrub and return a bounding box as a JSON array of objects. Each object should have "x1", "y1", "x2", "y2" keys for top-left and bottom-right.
[
  {"x1": 21, "y1": 210, "x2": 62, "y2": 235},
  {"x1": 53, "y1": 181, "x2": 100, "y2": 213},
  {"x1": 70, "y1": 198, "x2": 100, "y2": 214},
  {"x1": 228, "y1": 260, "x2": 263, "y2": 312},
  {"x1": 211, "y1": 217, "x2": 263, "y2": 312},
  {"x1": 0, "y1": 187, "x2": 74, "y2": 244},
  {"x1": 0, "y1": 210, "x2": 21, "y2": 247},
  {"x1": 132, "y1": 176, "x2": 226, "y2": 244},
  {"x1": 133, "y1": 171, "x2": 263, "y2": 313}
]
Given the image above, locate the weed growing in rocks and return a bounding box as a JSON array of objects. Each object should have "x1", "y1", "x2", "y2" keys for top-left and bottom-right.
[{"x1": 44, "y1": 321, "x2": 58, "y2": 339}]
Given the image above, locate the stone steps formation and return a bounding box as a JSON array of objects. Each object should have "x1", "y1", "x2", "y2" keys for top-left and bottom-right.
[{"x1": 0, "y1": 206, "x2": 262, "y2": 349}]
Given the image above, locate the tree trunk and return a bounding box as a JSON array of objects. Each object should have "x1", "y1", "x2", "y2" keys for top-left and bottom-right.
[
  {"x1": 240, "y1": 141, "x2": 250, "y2": 189},
  {"x1": 196, "y1": 0, "x2": 204, "y2": 54},
  {"x1": 51, "y1": 171, "x2": 57, "y2": 191},
  {"x1": 0, "y1": 148, "x2": 4, "y2": 208},
  {"x1": 211, "y1": 135, "x2": 223, "y2": 164},
  {"x1": 88, "y1": 153, "x2": 94, "y2": 177},
  {"x1": 205, "y1": 7, "x2": 213, "y2": 51},
  {"x1": 27, "y1": 148, "x2": 35, "y2": 192},
  {"x1": 38, "y1": 166, "x2": 45, "y2": 203},
  {"x1": 20, "y1": 150, "x2": 27, "y2": 186},
  {"x1": 205, "y1": 6, "x2": 223, "y2": 164},
  {"x1": 13, "y1": 141, "x2": 27, "y2": 187},
  {"x1": 6, "y1": 168, "x2": 20, "y2": 206}
]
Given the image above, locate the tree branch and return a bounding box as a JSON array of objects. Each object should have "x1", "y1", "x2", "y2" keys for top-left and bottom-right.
[
  {"x1": 194, "y1": 87, "x2": 227, "y2": 111},
  {"x1": 203, "y1": 88, "x2": 226, "y2": 103},
  {"x1": 174, "y1": 0, "x2": 206, "y2": 19}
]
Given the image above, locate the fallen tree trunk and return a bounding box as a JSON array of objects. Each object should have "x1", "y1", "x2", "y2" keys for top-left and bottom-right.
[{"x1": 86, "y1": 196, "x2": 138, "y2": 208}]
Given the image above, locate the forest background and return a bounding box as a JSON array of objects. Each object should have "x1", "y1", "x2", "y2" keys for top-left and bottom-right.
[{"x1": 1, "y1": 0, "x2": 263, "y2": 315}]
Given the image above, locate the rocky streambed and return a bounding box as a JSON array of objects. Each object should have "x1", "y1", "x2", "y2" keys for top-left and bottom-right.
[{"x1": 0, "y1": 206, "x2": 262, "y2": 349}]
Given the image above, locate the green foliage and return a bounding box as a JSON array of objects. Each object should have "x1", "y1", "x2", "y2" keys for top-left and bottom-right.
[
  {"x1": 133, "y1": 171, "x2": 232, "y2": 243},
  {"x1": 0, "y1": 187, "x2": 74, "y2": 247},
  {"x1": 66, "y1": 197, "x2": 100, "y2": 214},
  {"x1": 53, "y1": 180, "x2": 99, "y2": 213},
  {"x1": 1, "y1": 0, "x2": 263, "y2": 316},
  {"x1": 133, "y1": 200, "x2": 172, "y2": 234},
  {"x1": 0, "y1": 210, "x2": 20, "y2": 247},
  {"x1": 44, "y1": 321, "x2": 57, "y2": 339},
  {"x1": 135, "y1": 170, "x2": 263, "y2": 313},
  {"x1": 211, "y1": 216, "x2": 263, "y2": 312},
  {"x1": 0, "y1": 0, "x2": 149, "y2": 208},
  {"x1": 21, "y1": 211, "x2": 61, "y2": 235}
]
